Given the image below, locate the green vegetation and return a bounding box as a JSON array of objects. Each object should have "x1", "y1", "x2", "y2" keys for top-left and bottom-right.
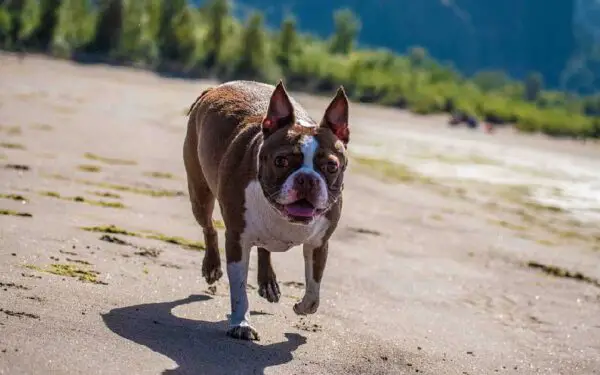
[
  {"x1": 39, "y1": 190, "x2": 125, "y2": 208},
  {"x1": 78, "y1": 164, "x2": 102, "y2": 172},
  {"x1": 25, "y1": 263, "x2": 107, "y2": 284},
  {"x1": 83, "y1": 152, "x2": 136, "y2": 165},
  {"x1": 0, "y1": 193, "x2": 28, "y2": 202},
  {"x1": 0, "y1": 142, "x2": 25, "y2": 150},
  {"x1": 82, "y1": 224, "x2": 205, "y2": 250},
  {"x1": 352, "y1": 156, "x2": 433, "y2": 184},
  {"x1": 1, "y1": 0, "x2": 599, "y2": 139},
  {"x1": 0, "y1": 209, "x2": 32, "y2": 217},
  {"x1": 527, "y1": 261, "x2": 600, "y2": 288},
  {"x1": 77, "y1": 179, "x2": 184, "y2": 197},
  {"x1": 143, "y1": 171, "x2": 175, "y2": 179}
]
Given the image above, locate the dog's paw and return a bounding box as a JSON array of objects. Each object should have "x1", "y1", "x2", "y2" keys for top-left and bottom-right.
[
  {"x1": 202, "y1": 258, "x2": 223, "y2": 285},
  {"x1": 258, "y1": 279, "x2": 281, "y2": 303},
  {"x1": 293, "y1": 299, "x2": 319, "y2": 315},
  {"x1": 202, "y1": 267, "x2": 223, "y2": 285},
  {"x1": 227, "y1": 325, "x2": 260, "y2": 341}
]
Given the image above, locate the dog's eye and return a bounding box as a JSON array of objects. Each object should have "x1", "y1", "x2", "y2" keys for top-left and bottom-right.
[
  {"x1": 274, "y1": 156, "x2": 288, "y2": 168},
  {"x1": 326, "y1": 161, "x2": 339, "y2": 174}
]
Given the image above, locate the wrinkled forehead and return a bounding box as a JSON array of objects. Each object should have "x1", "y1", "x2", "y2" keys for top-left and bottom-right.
[{"x1": 262, "y1": 121, "x2": 345, "y2": 156}]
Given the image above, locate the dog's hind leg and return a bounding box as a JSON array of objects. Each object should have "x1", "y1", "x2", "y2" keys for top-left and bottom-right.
[{"x1": 183, "y1": 131, "x2": 222, "y2": 285}]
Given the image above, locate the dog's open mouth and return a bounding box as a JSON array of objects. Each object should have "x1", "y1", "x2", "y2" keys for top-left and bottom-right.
[{"x1": 281, "y1": 199, "x2": 320, "y2": 221}]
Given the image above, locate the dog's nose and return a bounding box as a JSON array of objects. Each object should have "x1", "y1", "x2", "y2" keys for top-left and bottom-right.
[{"x1": 295, "y1": 173, "x2": 319, "y2": 190}]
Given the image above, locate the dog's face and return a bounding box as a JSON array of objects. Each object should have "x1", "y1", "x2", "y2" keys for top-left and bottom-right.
[{"x1": 258, "y1": 82, "x2": 350, "y2": 224}]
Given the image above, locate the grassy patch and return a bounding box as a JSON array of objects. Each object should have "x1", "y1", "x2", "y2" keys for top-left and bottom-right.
[
  {"x1": 24, "y1": 264, "x2": 107, "y2": 285},
  {"x1": 78, "y1": 164, "x2": 102, "y2": 173},
  {"x1": 527, "y1": 261, "x2": 600, "y2": 288},
  {"x1": 522, "y1": 201, "x2": 565, "y2": 213},
  {"x1": 0, "y1": 125, "x2": 22, "y2": 136},
  {"x1": 84, "y1": 152, "x2": 137, "y2": 166},
  {"x1": 43, "y1": 173, "x2": 70, "y2": 181},
  {"x1": 213, "y1": 219, "x2": 225, "y2": 229},
  {"x1": 489, "y1": 219, "x2": 527, "y2": 231},
  {"x1": 0, "y1": 193, "x2": 28, "y2": 202},
  {"x1": 39, "y1": 191, "x2": 125, "y2": 209},
  {"x1": 99, "y1": 234, "x2": 163, "y2": 257},
  {"x1": 44, "y1": 174, "x2": 184, "y2": 197},
  {"x1": 30, "y1": 123, "x2": 53, "y2": 131},
  {"x1": 77, "y1": 179, "x2": 184, "y2": 197},
  {"x1": 535, "y1": 238, "x2": 556, "y2": 246},
  {"x1": 0, "y1": 142, "x2": 25, "y2": 150},
  {"x1": 144, "y1": 171, "x2": 175, "y2": 179},
  {"x1": 87, "y1": 191, "x2": 122, "y2": 199},
  {"x1": 416, "y1": 153, "x2": 500, "y2": 166},
  {"x1": 0, "y1": 209, "x2": 32, "y2": 217},
  {"x1": 352, "y1": 156, "x2": 434, "y2": 184},
  {"x1": 348, "y1": 226, "x2": 382, "y2": 236},
  {"x1": 5, "y1": 164, "x2": 30, "y2": 171},
  {"x1": 83, "y1": 225, "x2": 205, "y2": 251}
]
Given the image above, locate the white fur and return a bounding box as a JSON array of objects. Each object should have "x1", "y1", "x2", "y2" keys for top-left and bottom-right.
[
  {"x1": 293, "y1": 245, "x2": 321, "y2": 314},
  {"x1": 241, "y1": 180, "x2": 330, "y2": 252},
  {"x1": 277, "y1": 135, "x2": 329, "y2": 209},
  {"x1": 227, "y1": 256, "x2": 250, "y2": 327}
]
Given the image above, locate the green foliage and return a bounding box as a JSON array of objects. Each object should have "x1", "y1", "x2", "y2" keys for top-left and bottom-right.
[
  {"x1": 232, "y1": 11, "x2": 278, "y2": 82},
  {"x1": 524, "y1": 72, "x2": 543, "y2": 102},
  {"x1": 0, "y1": 5, "x2": 12, "y2": 48},
  {"x1": 0, "y1": 2, "x2": 598, "y2": 140},
  {"x1": 276, "y1": 15, "x2": 299, "y2": 71},
  {"x1": 87, "y1": 0, "x2": 123, "y2": 55},
  {"x1": 158, "y1": 0, "x2": 197, "y2": 64},
  {"x1": 17, "y1": 0, "x2": 41, "y2": 43},
  {"x1": 203, "y1": 0, "x2": 230, "y2": 70},
  {"x1": 51, "y1": 0, "x2": 96, "y2": 57},
  {"x1": 472, "y1": 70, "x2": 511, "y2": 92},
  {"x1": 115, "y1": 0, "x2": 160, "y2": 65},
  {"x1": 32, "y1": 0, "x2": 61, "y2": 50},
  {"x1": 329, "y1": 8, "x2": 360, "y2": 55}
]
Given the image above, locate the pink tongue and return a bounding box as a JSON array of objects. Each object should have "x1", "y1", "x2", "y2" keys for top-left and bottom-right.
[{"x1": 284, "y1": 204, "x2": 315, "y2": 217}]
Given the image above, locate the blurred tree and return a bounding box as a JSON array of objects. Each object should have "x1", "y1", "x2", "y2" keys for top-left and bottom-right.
[
  {"x1": 116, "y1": 0, "x2": 160, "y2": 64},
  {"x1": 86, "y1": 0, "x2": 122, "y2": 55},
  {"x1": 329, "y1": 8, "x2": 360, "y2": 55},
  {"x1": 158, "y1": 0, "x2": 186, "y2": 61},
  {"x1": 524, "y1": 71, "x2": 543, "y2": 101},
  {"x1": 16, "y1": 0, "x2": 41, "y2": 47},
  {"x1": 276, "y1": 15, "x2": 299, "y2": 71},
  {"x1": 6, "y1": 0, "x2": 25, "y2": 47},
  {"x1": 203, "y1": 0, "x2": 230, "y2": 69},
  {"x1": 0, "y1": 4, "x2": 13, "y2": 48},
  {"x1": 234, "y1": 11, "x2": 267, "y2": 80},
  {"x1": 472, "y1": 70, "x2": 510, "y2": 92},
  {"x1": 52, "y1": 0, "x2": 96, "y2": 57},
  {"x1": 408, "y1": 46, "x2": 427, "y2": 68},
  {"x1": 31, "y1": 0, "x2": 62, "y2": 50}
]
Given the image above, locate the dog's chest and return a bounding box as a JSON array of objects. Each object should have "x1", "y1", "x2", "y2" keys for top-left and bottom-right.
[{"x1": 240, "y1": 180, "x2": 329, "y2": 252}]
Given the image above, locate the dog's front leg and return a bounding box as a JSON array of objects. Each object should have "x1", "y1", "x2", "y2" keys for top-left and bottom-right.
[
  {"x1": 225, "y1": 231, "x2": 259, "y2": 340},
  {"x1": 293, "y1": 241, "x2": 328, "y2": 315}
]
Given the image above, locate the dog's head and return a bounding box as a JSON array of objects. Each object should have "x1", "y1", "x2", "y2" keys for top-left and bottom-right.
[{"x1": 257, "y1": 81, "x2": 350, "y2": 224}]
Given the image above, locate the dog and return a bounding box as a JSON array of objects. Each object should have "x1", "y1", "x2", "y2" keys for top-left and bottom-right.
[{"x1": 183, "y1": 80, "x2": 350, "y2": 340}]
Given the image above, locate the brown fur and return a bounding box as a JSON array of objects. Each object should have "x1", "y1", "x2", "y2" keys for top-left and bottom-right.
[{"x1": 183, "y1": 80, "x2": 349, "y2": 338}]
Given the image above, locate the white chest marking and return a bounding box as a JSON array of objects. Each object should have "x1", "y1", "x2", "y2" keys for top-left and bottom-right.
[{"x1": 241, "y1": 180, "x2": 330, "y2": 252}]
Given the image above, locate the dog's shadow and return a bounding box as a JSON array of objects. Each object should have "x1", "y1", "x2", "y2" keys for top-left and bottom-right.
[{"x1": 101, "y1": 294, "x2": 306, "y2": 375}]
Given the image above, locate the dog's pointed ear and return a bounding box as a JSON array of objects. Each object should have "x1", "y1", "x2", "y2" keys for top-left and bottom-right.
[
  {"x1": 262, "y1": 80, "x2": 295, "y2": 136},
  {"x1": 321, "y1": 86, "x2": 350, "y2": 146}
]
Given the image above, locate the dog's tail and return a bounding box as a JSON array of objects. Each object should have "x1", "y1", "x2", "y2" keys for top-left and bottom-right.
[{"x1": 187, "y1": 87, "x2": 213, "y2": 117}]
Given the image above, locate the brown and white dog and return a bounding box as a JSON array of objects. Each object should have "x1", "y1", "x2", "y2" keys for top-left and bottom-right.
[{"x1": 183, "y1": 80, "x2": 350, "y2": 340}]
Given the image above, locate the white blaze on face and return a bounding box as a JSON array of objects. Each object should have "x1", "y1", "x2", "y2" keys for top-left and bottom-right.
[{"x1": 277, "y1": 134, "x2": 329, "y2": 209}]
